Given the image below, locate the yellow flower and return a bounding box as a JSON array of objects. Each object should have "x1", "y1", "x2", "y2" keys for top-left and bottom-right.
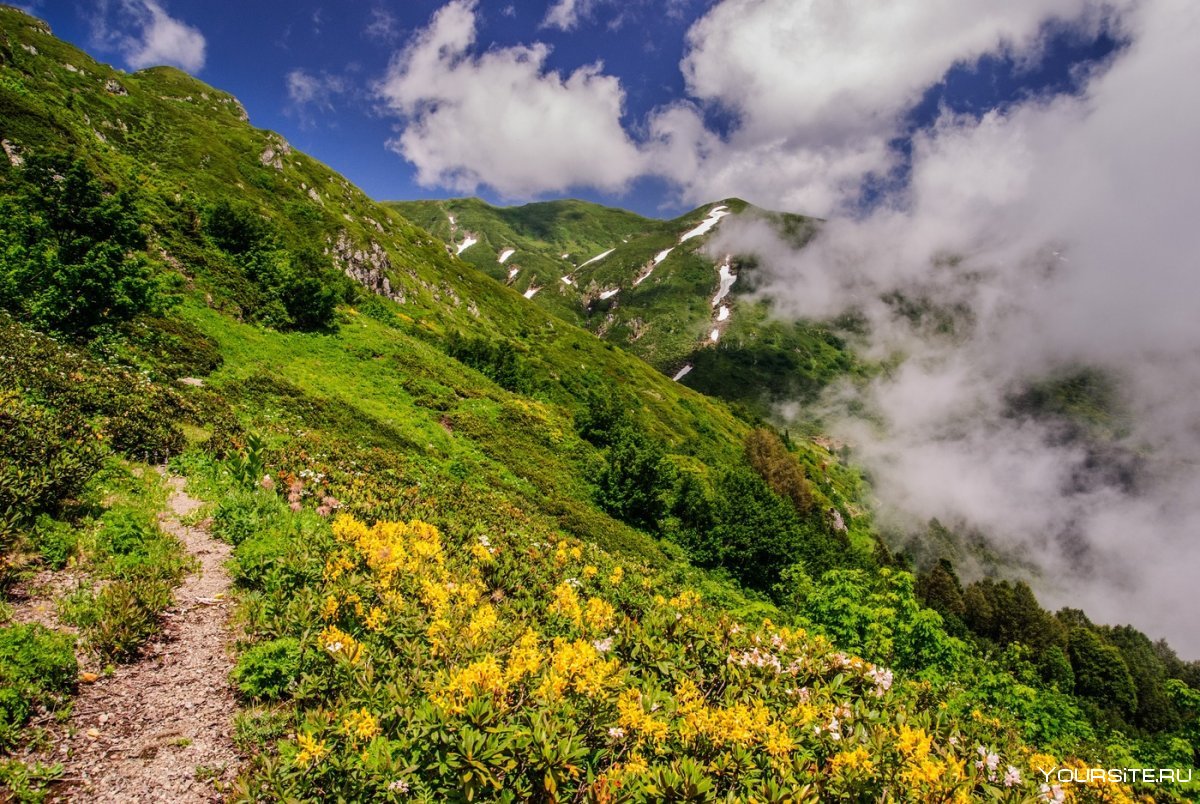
[
  {"x1": 619, "y1": 752, "x2": 649, "y2": 778},
  {"x1": 763, "y1": 722, "x2": 796, "y2": 758},
  {"x1": 323, "y1": 554, "x2": 354, "y2": 582},
  {"x1": 332, "y1": 514, "x2": 369, "y2": 545},
  {"x1": 897, "y1": 725, "x2": 932, "y2": 762},
  {"x1": 829, "y1": 746, "x2": 875, "y2": 776},
  {"x1": 505, "y1": 628, "x2": 542, "y2": 682},
  {"x1": 608, "y1": 566, "x2": 624, "y2": 586},
  {"x1": 467, "y1": 604, "x2": 498, "y2": 645},
  {"x1": 1029, "y1": 753, "x2": 1058, "y2": 777},
  {"x1": 426, "y1": 617, "x2": 452, "y2": 655},
  {"x1": 470, "y1": 541, "x2": 494, "y2": 563},
  {"x1": 538, "y1": 638, "x2": 621, "y2": 700},
  {"x1": 582, "y1": 565, "x2": 598, "y2": 579},
  {"x1": 419, "y1": 578, "x2": 450, "y2": 614},
  {"x1": 295, "y1": 732, "x2": 329, "y2": 768},
  {"x1": 668, "y1": 589, "x2": 702, "y2": 610},
  {"x1": 548, "y1": 582, "x2": 583, "y2": 626},
  {"x1": 570, "y1": 546, "x2": 582, "y2": 560},
  {"x1": 616, "y1": 689, "x2": 668, "y2": 743},
  {"x1": 432, "y1": 656, "x2": 510, "y2": 714},
  {"x1": 342, "y1": 707, "x2": 381, "y2": 743},
  {"x1": 318, "y1": 626, "x2": 364, "y2": 665},
  {"x1": 365, "y1": 606, "x2": 388, "y2": 631},
  {"x1": 906, "y1": 758, "x2": 945, "y2": 786},
  {"x1": 320, "y1": 595, "x2": 339, "y2": 621},
  {"x1": 583, "y1": 596, "x2": 616, "y2": 632}
]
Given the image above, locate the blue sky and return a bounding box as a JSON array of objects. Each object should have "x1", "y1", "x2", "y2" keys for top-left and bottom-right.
[{"x1": 33, "y1": 1, "x2": 1119, "y2": 218}]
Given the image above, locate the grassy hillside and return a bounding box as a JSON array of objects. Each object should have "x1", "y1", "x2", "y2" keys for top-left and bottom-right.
[
  {"x1": 388, "y1": 197, "x2": 864, "y2": 417},
  {"x1": 1, "y1": 7, "x2": 1197, "y2": 801}
]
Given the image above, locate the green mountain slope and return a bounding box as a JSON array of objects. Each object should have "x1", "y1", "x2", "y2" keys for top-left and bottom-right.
[
  {"x1": 1, "y1": 8, "x2": 1198, "y2": 801},
  {"x1": 388, "y1": 197, "x2": 861, "y2": 416}
]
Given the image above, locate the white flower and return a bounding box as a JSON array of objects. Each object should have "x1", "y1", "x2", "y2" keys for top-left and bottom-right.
[
  {"x1": 325, "y1": 640, "x2": 343, "y2": 654},
  {"x1": 1039, "y1": 784, "x2": 1065, "y2": 803},
  {"x1": 608, "y1": 727, "x2": 625, "y2": 740},
  {"x1": 388, "y1": 778, "x2": 410, "y2": 793},
  {"x1": 592, "y1": 637, "x2": 614, "y2": 653},
  {"x1": 1004, "y1": 766, "x2": 1021, "y2": 788}
]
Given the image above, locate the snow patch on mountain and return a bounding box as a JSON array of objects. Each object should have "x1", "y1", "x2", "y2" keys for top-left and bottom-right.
[
  {"x1": 679, "y1": 205, "x2": 730, "y2": 243},
  {"x1": 498, "y1": 248, "x2": 515, "y2": 263},
  {"x1": 456, "y1": 235, "x2": 477, "y2": 255},
  {"x1": 712, "y1": 255, "x2": 736, "y2": 306},
  {"x1": 578, "y1": 248, "x2": 615, "y2": 269}
]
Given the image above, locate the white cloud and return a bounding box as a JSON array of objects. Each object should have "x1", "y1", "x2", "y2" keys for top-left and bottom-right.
[
  {"x1": 286, "y1": 69, "x2": 346, "y2": 111},
  {"x1": 365, "y1": 7, "x2": 401, "y2": 42},
  {"x1": 114, "y1": 0, "x2": 206, "y2": 73},
  {"x1": 648, "y1": 0, "x2": 1130, "y2": 214},
  {"x1": 712, "y1": 0, "x2": 1200, "y2": 654},
  {"x1": 376, "y1": 0, "x2": 645, "y2": 197},
  {"x1": 382, "y1": 0, "x2": 1127, "y2": 216},
  {"x1": 542, "y1": 0, "x2": 591, "y2": 31}
]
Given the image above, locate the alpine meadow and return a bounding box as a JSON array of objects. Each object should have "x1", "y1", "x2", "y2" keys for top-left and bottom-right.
[{"x1": 0, "y1": 2, "x2": 1198, "y2": 803}]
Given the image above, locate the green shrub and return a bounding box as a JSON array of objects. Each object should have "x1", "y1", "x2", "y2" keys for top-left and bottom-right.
[
  {"x1": 233, "y1": 637, "x2": 302, "y2": 701},
  {"x1": 212, "y1": 488, "x2": 281, "y2": 546},
  {"x1": 29, "y1": 516, "x2": 78, "y2": 569},
  {"x1": 84, "y1": 579, "x2": 174, "y2": 662},
  {"x1": 0, "y1": 623, "x2": 77, "y2": 746},
  {"x1": 0, "y1": 391, "x2": 105, "y2": 520},
  {"x1": 0, "y1": 154, "x2": 168, "y2": 335},
  {"x1": 0, "y1": 318, "x2": 187, "y2": 464}
]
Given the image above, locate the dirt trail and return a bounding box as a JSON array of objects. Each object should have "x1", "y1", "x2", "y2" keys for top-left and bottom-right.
[{"x1": 48, "y1": 473, "x2": 240, "y2": 802}]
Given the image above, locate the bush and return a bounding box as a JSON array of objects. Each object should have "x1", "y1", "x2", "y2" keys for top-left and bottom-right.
[
  {"x1": 233, "y1": 637, "x2": 302, "y2": 701},
  {"x1": 744, "y1": 427, "x2": 813, "y2": 514},
  {"x1": 594, "y1": 425, "x2": 675, "y2": 531},
  {"x1": 95, "y1": 509, "x2": 189, "y2": 583},
  {"x1": 30, "y1": 515, "x2": 79, "y2": 569},
  {"x1": 0, "y1": 391, "x2": 104, "y2": 520},
  {"x1": 213, "y1": 489, "x2": 282, "y2": 546},
  {"x1": 0, "y1": 154, "x2": 167, "y2": 335},
  {"x1": 84, "y1": 579, "x2": 174, "y2": 662},
  {"x1": 0, "y1": 318, "x2": 187, "y2": 464},
  {"x1": 445, "y1": 332, "x2": 534, "y2": 394},
  {"x1": 0, "y1": 623, "x2": 77, "y2": 746}
]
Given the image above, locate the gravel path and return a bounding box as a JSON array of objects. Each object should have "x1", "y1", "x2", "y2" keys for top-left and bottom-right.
[{"x1": 47, "y1": 472, "x2": 239, "y2": 802}]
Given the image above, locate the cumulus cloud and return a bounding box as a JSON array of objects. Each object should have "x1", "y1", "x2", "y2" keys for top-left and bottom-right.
[
  {"x1": 541, "y1": 0, "x2": 593, "y2": 31},
  {"x1": 100, "y1": 0, "x2": 207, "y2": 73},
  {"x1": 648, "y1": 0, "x2": 1131, "y2": 214},
  {"x1": 711, "y1": 0, "x2": 1200, "y2": 654},
  {"x1": 376, "y1": 0, "x2": 645, "y2": 197},
  {"x1": 383, "y1": 0, "x2": 1130, "y2": 216}
]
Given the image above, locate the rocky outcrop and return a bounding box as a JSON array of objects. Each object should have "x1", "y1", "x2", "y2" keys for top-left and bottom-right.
[
  {"x1": 259, "y1": 134, "x2": 291, "y2": 170},
  {"x1": 2, "y1": 139, "x2": 24, "y2": 167},
  {"x1": 104, "y1": 78, "x2": 127, "y2": 96},
  {"x1": 330, "y1": 231, "x2": 405, "y2": 304}
]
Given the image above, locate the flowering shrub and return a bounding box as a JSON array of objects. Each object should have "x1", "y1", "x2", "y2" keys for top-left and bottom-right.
[{"x1": 230, "y1": 511, "x2": 1141, "y2": 802}]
